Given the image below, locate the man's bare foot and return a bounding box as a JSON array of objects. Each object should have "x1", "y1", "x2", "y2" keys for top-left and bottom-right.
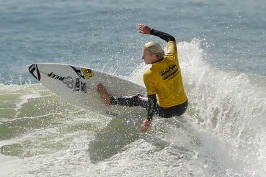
[{"x1": 97, "y1": 83, "x2": 111, "y2": 106}]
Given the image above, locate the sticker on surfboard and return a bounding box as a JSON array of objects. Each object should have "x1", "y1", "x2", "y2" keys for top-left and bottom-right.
[
  {"x1": 71, "y1": 66, "x2": 94, "y2": 79},
  {"x1": 81, "y1": 68, "x2": 94, "y2": 79}
]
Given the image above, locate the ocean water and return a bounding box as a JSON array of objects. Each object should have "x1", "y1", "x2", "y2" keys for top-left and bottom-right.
[{"x1": 1, "y1": 0, "x2": 266, "y2": 176}]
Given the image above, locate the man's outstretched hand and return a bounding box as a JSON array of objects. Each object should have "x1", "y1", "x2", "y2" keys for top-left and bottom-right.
[{"x1": 136, "y1": 24, "x2": 151, "y2": 34}]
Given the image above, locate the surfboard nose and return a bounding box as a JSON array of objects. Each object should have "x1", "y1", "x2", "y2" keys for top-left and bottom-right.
[{"x1": 27, "y1": 64, "x2": 41, "y2": 81}]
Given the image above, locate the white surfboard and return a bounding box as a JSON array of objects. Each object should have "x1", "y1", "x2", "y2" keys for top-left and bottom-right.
[{"x1": 27, "y1": 63, "x2": 147, "y2": 119}]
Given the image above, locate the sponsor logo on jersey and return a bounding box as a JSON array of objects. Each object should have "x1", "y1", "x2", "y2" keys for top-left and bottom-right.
[{"x1": 161, "y1": 64, "x2": 179, "y2": 80}]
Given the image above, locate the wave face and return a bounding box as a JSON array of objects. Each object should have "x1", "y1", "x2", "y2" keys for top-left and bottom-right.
[{"x1": 1, "y1": 40, "x2": 265, "y2": 176}]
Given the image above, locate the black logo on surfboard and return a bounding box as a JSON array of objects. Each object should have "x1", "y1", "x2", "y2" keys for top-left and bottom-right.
[
  {"x1": 47, "y1": 72, "x2": 87, "y2": 93},
  {"x1": 28, "y1": 64, "x2": 41, "y2": 81}
]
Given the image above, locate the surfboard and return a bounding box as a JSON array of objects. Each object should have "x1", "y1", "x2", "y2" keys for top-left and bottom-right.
[{"x1": 27, "y1": 63, "x2": 147, "y2": 119}]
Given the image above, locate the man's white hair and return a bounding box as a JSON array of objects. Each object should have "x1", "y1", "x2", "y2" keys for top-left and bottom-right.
[{"x1": 144, "y1": 41, "x2": 164, "y2": 59}]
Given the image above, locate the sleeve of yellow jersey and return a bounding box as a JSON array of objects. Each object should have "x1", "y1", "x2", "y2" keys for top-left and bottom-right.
[{"x1": 165, "y1": 41, "x2": 177, "y2": 60}]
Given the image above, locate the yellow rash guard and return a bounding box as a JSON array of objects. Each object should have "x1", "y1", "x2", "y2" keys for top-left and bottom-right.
[{"x1": 143, "y1": 37, "x2": 187, "y2": 108}]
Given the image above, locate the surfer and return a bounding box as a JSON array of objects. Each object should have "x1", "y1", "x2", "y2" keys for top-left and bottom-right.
[{"x1": 97, "y1": 23, "x2": 188, "y2": 133}]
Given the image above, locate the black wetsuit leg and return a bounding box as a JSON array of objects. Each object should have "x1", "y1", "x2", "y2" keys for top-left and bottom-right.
[
  {"x1": 110, "y1": 94, "x2": 148, "y2": 108},
  {"x1": 110, "y1": 95, "x2": 188, "y2": 119}
]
